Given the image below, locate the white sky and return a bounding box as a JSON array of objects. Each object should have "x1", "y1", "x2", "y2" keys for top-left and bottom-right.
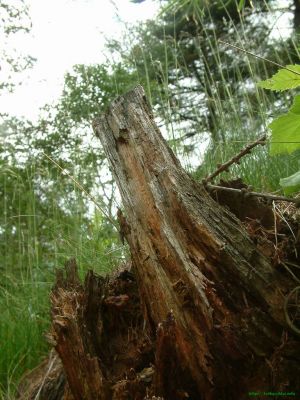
[{"x1": 0, "y1": 0, "x2": 159, "y2": 121}]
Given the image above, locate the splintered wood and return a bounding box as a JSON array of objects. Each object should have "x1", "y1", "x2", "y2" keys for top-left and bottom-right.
[
  {"x1": 92, "y1": 85, "x2": 299, "y2": 399},
  {"x1": 18, "y1": 86, "x2": 300, "y2": 400}
]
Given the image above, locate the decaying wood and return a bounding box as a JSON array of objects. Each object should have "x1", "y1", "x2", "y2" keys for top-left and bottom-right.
[
  {"x1": 16, "y1": 349, "x2": 64, "y2": 400},
  {"x1": 48, "y1": 259, "x2": 154, "y2": 400},
  {"x1": 18, "y1": 86, "x2": 300, "y2": 400},
  {"x1": 50, "y1": 259, "x2": 109, "y2": 400},
  {"x1": 92, "y1": 85, "x2": 300, "y2": 398}
]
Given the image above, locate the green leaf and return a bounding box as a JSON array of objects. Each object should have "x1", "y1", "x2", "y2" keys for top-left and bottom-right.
[
  {"x1": 280, "y1": 170, "x2": 300, "y2": 195},
  {"x1": 258, "y1": 65, "x2": 300, "y2": 91},
  {"x1": 289, "y1": 94, "x2": 300, "y2": 113},
  {"x1": 269, "y1": 95, "x2": 300, "y2": 155},
  {"x1": 238, "y1": 0, "x2": 246, "y2": 11}
]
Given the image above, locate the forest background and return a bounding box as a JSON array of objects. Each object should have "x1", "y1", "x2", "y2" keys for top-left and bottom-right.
[{"x1": 1, "y1": 0, "x2": 299, "y2": 397}]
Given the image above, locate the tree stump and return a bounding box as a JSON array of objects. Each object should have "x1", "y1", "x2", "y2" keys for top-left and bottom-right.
[
  {"x1": 92, "y1": 85, "x2": 299, "y2": 399},
  {"x1": 18, "y1": 85, "x2": 300, "y2": 400}
]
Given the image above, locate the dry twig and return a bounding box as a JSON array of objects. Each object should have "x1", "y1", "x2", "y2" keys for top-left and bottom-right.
[{"x1": 203, "y1": 135, "x2": 267, "y2": 183}]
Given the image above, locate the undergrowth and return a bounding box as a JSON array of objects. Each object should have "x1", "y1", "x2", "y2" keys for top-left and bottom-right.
[{"x1": 0, "y1": 162, "x2": 123, "y2": 397}]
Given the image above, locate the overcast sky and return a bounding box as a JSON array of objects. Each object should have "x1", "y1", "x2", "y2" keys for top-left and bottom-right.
[
  {"x1": 0, "y1": 0, "x2": 158, "y2": 121},
  {"x1": 0, "y1": 0, "x2": 292, "y2": 123}
]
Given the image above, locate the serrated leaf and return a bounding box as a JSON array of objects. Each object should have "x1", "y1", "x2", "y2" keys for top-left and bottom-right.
[
  {"x1": 269, "y1": 95, "x2": 300, "y2": 155},
  {"x1": 258, "y1": 65, "x2": 300, "y2": 91},
  {"x1": 280, "y1": 170, "x2": 300, "y2": 195}
]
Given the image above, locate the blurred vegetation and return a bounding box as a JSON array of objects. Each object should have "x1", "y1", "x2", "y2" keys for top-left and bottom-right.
[
  {"x1": 0, "y1": 0, "x2": 36, "y2": 94},
  {"x1": 1, "y1": 0, "x2": 300, "y2": 396}
]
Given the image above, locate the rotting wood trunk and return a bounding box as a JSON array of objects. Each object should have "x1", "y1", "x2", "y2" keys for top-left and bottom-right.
[
  {"x1": 92, "y1": 85, "x2": 299, "y2": 399},
  {"x1": 18, "y1": 86, "x2": 300, "y2": 400}
]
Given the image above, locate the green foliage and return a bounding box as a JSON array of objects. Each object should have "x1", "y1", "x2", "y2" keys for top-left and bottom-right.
[
  {"x1": 109, "y1": 0, "x2": 294, "y2": 154},
  {"x1": 0, "y1": 1, "x2": 31, "y2": 35},
  {"x1": 0, "y1": 117, "x2": 124, "y2": 395},
  {"x1": 195, "y1": 135, "x2": 300, "y2": 193},
  {"x1": 280, "y1": 169, "x2": 300, "y2": 195},
  {"x1": 238, "y1": 0, "x2": 246, "y2": 10},
  {"x1": 159, "y1": 0, "x2": 257, "y2": 19},
  {"x1": 56, "y1": 63, "x2": 139, "y2": 128},
  {"x1": 0, "y1": 0, "x2": 36, "y2": 92},
  {"x1": 258, "y1": 65, "x2": 300, "y2": 91},
  {"x1": 269, "y1": 95, "x2": 300, "y2": 155},
  {"x1": 0, "y1": 270, "x2": 51, "y2": 396},
  {"x1": 258, "y1": 65, "x2": 300, "y2": 194}
]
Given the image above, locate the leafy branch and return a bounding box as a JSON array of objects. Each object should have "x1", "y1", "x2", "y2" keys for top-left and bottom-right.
[{"x1": 258, "y1": 67, "x2": 300, "y2": 195}]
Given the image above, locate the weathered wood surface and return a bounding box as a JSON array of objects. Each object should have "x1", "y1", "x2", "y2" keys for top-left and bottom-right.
[
  {"x1": 16, "y1": 349, "x2": 65, "y2": 400},
  {"x1": 17, "y1": 258, "x2": 154, "y2": 400},
  {"x1": 17, "y1": 86, "x2": 299, "y2": 400},
  {"x1": 92, "y1": 85, "x2": 299, "y2": 399},
  {"x1": 50, "y1": 259, "x2": 108, "y2": 400},
  {"x1": 50, "y1": 259, "x2": 154, "y2": 400}
]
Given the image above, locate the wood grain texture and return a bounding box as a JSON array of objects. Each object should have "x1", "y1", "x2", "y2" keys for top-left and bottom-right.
[{"x1": 92, "y1": 85, "x2": 298, "y2": 398}]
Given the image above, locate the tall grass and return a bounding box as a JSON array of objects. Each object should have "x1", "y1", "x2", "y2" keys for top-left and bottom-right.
[
  {"x1": 0, "y1": 159, "x2": 123, "y2": 397},
  {"x1": 121, "y1": 0, "x2": 299, "y2": 191},
  {"x1": 0, "y1": 270, "x2": 51, "y2": 399}
]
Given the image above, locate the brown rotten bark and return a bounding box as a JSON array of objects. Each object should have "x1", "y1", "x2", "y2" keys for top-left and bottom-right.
[
  {"x1": 92, "y1": 85, "x2": 299, "y2": 399},
  {"x1": 50, "y1": 260, "x2": 109, "y2": 400},
  {"x1": 18, "y1": 86, "x2": 299, "y2": 400},
  {"x1": 49, "y1": 259, "x2": 156, "y2": 400}
]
